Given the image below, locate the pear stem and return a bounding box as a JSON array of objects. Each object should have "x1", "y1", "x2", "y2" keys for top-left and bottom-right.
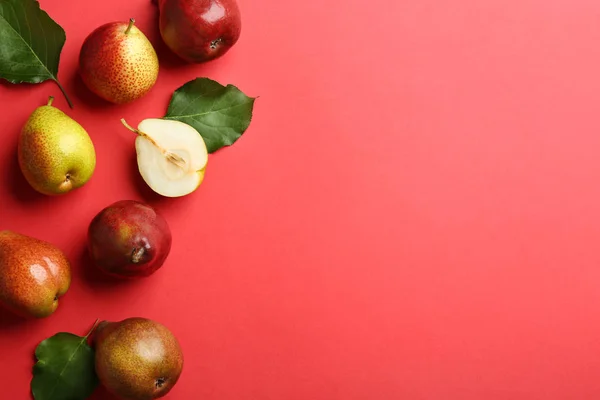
[
  {"x1": 53, "y1": 79, "x2": 74, "y2": 109},
  {"x1": 125, "y1": 18, "x2": 135, "y2": 34},
  {"x1": 47, "y1": 96, "x2": 54, "y2": 106},
  {"x1": 84, "y1": 318, "x2": 101, "y2": 340},
  {"x1": 120, "y1": 118, "x2": 188, "y2": 169}
]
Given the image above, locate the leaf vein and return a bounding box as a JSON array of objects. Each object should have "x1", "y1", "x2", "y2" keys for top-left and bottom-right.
[
  {"x1": 167, "y1": 102, "x2": 253, "y2": 119},
  {"x1": 44, "y1": 336, "x2": 87, "y2": 400}
]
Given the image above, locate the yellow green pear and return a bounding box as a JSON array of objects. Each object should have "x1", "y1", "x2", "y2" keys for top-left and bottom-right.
[{"x1": 18, "y1": 96, "x2": 96, "y2": 195}]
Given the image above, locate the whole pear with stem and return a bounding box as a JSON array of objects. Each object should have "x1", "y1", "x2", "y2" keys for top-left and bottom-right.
[
  {"x1": 18, "y1": 96, "x2": 96, "y2": 195},
  {"x1": 79, "y1": 18, "x2": 159, "y2": 104}
]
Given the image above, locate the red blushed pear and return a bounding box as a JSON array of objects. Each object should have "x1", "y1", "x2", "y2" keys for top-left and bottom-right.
[
  {"x1": 0, "y1": 231, "x2": 71, "y2": 318},
  {"x1": 79, "y1": 18, "x2": 159, "y2": 104},
  {"x1": 87, "y1": 200, "x2": 172, "y2": 279},
  {"x1": 155, "y1": 0, "x2": 242, "y2": 63}
]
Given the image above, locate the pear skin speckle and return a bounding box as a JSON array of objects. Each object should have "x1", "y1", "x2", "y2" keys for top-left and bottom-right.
[{"x1": 18, "y1": 101, "x2": 96, "y2": 196}]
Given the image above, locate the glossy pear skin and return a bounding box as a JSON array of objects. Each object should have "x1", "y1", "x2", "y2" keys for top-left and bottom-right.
[
  {"x1": 79, "y1": 20, "x2": 159, "y2": 104},
  {"x1": 18, "y1": 99, "x2": 96, "y2": 195},
  {"x1": 157, "y1": 0, "x2": 242, "y2": 63},
  {"x1": 0, "y1": 231, "x2": 71, "y2": 318},
  {"x1": 94, "y1": 317, "x2": 184, "y2": 400},
  {"x1": 87, "y1": 200, "x2": 172, "y2": 278}
]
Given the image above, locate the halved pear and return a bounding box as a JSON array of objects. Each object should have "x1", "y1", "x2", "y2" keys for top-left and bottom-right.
[{"x1": 122, "y1": 118, "x2": 208, "y2": 197}]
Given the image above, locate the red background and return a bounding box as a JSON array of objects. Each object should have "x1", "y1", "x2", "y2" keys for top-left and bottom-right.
[{"x1": 2, "y1": 0, "x2": 600, "y2": 398}]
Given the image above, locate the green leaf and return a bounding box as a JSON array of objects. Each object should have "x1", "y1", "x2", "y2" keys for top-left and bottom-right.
[
  {"x1": 0, "y1": 0, "x2": 73, "y2": 107},
  {"x1": 164, "y1": 77, "x2": 256, "y2": 153},
  {"x1": 31, "y1": 321, "x2": 100, "y2": 400}
]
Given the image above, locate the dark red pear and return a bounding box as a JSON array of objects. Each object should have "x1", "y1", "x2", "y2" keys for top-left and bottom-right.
[
  {"x1": 87, "y1": 200, "x2": 172, "y2": 278},
  {"x1": 155, "y1": 0, "x2": 242, "y2": 63}
]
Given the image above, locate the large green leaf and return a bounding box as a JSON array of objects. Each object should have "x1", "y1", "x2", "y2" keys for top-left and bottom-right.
[
  {"x1": 164, "y1": 78, "x2": 256, "y2": 153},
  {"x1": 0, "y1": 0, "x2": 73, "y2": 107},
  {"x1": 31, "y1": 322, "x2": 99, "y2": 400}
]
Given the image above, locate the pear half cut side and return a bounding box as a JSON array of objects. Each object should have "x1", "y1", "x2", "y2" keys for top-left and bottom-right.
[{"x1": 131, "y1": 118, "x2": 208, "y2": 197}]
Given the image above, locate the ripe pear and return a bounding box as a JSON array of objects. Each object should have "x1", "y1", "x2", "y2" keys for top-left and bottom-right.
[
  {"x1": 121, "y1": 118, "x2": 208, "y2": 197},
  {"x1": 18, "y1": 96, "x2": 96, "y2": 195},
  {"x1": 156, "y1": 0, "x2": 242, "y2": 63},
  {"x1": 79, "y1": 18, "x2": 159, "y2": 104},
  {"x1": 94, "y1": 317, "x2": 184, "y2": 400},
  {"x1": 0, "y1": 231, "x2": 71, "y2": 318},
  {"x1": 87, "y1": 200, "x2": 172, "y2": 278}
]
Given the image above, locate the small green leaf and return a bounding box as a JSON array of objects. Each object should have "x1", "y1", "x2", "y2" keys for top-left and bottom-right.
[
  {"x1": 0, "y1": 0, "x2": 73, "y2": 107},
  {"x1": 164, "y1": 77, "x2": 256, "y2": 153},
  {"x1": 31, "y1": 321, "x2": 99, "y2": 400}
]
